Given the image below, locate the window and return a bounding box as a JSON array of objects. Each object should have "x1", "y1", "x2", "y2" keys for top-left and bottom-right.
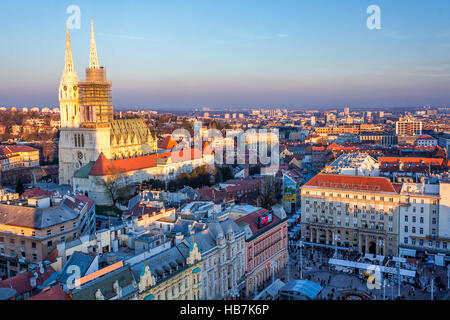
[
  {"x1": 47, "y1": 241, "x2": 53, "y2": 248},
  {"x1": 444, "y1": 243, "x2": 447, "y2": 249},
  {"x1": 31, "y1": 242, "x2": 36, "y2": 249},
  {"x1": 47, "y1": 229, "x2": 52, "y2": 236},
  {"x1": 404, "y1": 237, "x2": 408, "y2": 244},
  {"x1": 0, "y1": 237, "x2": 3, "y2": 243},
  {"x1": 412, "y1": 216, "x2": 416, "y2": 223},
  {"x1": 412, "y1": 227, "x2": 416, "y2": 233},
  {"x1": 32, "y1": 253, "x2": 37, "y2": 261},
  {"x1": 420, "y1": 228, "x2": 423, "y2": 235},
  {"x1": 60, "y1": 226, "x2": 65, "y2": 232},
  {"x1": 419, "y1": 239, "x2": 424, "y2": 246},
  {"x1": 420, "y1": 217, "x2": 424, "y2": 224},
  {"x1": 404, "y1": 226, "x2": 408, "y2": 233},
  {"x1": 404, "y1": 216, "x2": 408, "y2": 222}
]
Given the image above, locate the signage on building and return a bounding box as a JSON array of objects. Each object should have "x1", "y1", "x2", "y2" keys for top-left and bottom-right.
[
  {"x1": 258, "y1": 212, "x2": 273, "y2": 228},
  {"x1": 283, "y1": 174, "x2": 297, "y2": 203}
]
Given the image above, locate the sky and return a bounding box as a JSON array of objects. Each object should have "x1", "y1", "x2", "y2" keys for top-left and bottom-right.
[{"x1": 1, "y1": 0, "x2": 450, "y2": 110}]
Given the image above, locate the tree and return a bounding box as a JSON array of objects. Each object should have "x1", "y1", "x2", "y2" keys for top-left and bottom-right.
[
  {"x1": 257, "y1": 176, "x2": 282, "y2": 210},
  {"x1": 215, "y1": 166, "x2": 233, "y2": 183},
  {"x1": 15, "y1": 178, "x2": 25, "y2": 195},
  {"x1": 101, "y1": 165, "x2": 129, "y2": 206}
]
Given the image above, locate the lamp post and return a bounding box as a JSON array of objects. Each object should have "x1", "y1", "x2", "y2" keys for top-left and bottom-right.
[
  {"x1": 334, "y1": 234, "x2": 340, "y2": 259},
  {"x1": 270, "y1": 261, "x2": 277, "y2": 285},
  {"x1": 447, "y1": 265, "x2": 450, "y2": 290},
  {"x1": 396, "y1": 261, "x2": 401, "y2": 298},
  {"x1": 298, "y1": 240, "x2": 304, "y2": 280}
]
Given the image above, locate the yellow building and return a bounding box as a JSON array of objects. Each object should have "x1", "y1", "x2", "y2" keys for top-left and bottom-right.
[
  {"x1": 133, "y1": 240, "x2": 202, "y2": 300},
  {"x1": 301, "y1": 174, "x2": 401, "y2": 256},
  {"x1": 0, "y1": 145, "x2": 40, "y2": 172}
]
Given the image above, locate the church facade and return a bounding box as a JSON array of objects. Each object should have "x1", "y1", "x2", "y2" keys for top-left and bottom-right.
[
  {"x1": 58, "y1": 21, "x2": 214, "y2": 205},
  {"x1": 58, "y1": 20, "x2": 157, "y2": 185}
]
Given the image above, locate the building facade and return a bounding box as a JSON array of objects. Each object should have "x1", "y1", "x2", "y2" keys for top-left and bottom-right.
[
  {"x1": 195, "y1": 217, "x2": 246, "y2": 300},
  {"x1": 235, "y1": 208, "x2": 288, "y2": 297},
  {"x1": 301, "y1": 174, "x2": 401, "y2": 256},
  {"x1": 0, "y1": 145, "x2": 40, "y2": 172},
  {"x1": 58, "y1": 22, "x2": 157, "y2": 186},
  {"x1": 0, "y1": 194, "x2": 96, "y2": 279},
  {"x1": 132, "y1": 240, "x2": 202, "y2": 300}
]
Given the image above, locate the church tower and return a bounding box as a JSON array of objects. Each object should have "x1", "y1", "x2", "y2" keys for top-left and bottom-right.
[
  {"x1": 59, "y1": 26, "x2": 80, "y2": 128},
  {"x1": 78, "y1": 19, "x2": 114, "y2": 123}
]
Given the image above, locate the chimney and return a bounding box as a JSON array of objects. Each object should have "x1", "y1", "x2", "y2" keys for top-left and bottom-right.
[{"x1": 30, "y1": 272, "x2": 38, "y2": 288}]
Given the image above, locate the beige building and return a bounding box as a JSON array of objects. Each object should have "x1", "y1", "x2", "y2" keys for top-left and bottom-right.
[
  {"x1": 301, "y1": 174, "x2": 402, "y2": 256},
  {"x1": 0, "y1": 145, "x2": 40, "y2": 172},
  {"x1": 0, "y1": 194, "x2": 96, "y2": 278}
]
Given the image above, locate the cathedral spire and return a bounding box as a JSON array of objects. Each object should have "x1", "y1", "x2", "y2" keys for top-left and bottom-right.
[
  {"x1": 89, "y1": 18, "x2": 99, "y2": 69},
  {"x1": 64, "y1": 24, "x2": 77, "y2": 76}
]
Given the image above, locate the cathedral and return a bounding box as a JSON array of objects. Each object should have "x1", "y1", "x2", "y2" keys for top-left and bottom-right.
[
  {"x1": 58, "y1": 21, "x2": 214, "y2": 205},
  {"x1": 58, "y1": 20, "x2": 157, "y2": 185}
]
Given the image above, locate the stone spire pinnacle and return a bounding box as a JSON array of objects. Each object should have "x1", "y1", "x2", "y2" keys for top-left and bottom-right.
[
  {"x1": 89, "y1": 18, "x2": 99, "y2": 69},
  {"x1": 64, "y1": 24, "x2": 77, "y2": 76}
]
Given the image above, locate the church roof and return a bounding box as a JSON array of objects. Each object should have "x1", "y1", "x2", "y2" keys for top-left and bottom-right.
[
  {"x1": 158, "y1": 136, "x2": 178, "y2": 150},
  {"x1": 88, "y1": 147, "x2": 205, "y2": 176},
  {"x1": 89, "y1": 153, "x2": 115, "y2": 176}
]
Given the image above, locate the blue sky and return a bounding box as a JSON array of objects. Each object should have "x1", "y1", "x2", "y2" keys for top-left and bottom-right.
[{"x1": 1, "y1": 0, "x2": 450, "y2": 109}]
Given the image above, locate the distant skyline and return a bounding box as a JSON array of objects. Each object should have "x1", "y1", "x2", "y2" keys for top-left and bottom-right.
[{"x1": 1, "y1": 0, "x2": 450, "y2": 109}]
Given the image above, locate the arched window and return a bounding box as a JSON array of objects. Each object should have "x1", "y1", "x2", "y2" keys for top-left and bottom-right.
[
  {"x1": 81, "y1": 134, "x2": 85, "y2": 147},
  {"x1": 74, "y1": 134, "x2": 77, "y2": 147}
]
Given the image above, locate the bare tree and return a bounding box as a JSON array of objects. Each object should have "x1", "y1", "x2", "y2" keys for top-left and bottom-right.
[
  {"x1": 101, "y1": 165, "x2": 129, "y2": 206},
  {"x1": 257, "y1": 175, "x2": 282, "y2": 210}
]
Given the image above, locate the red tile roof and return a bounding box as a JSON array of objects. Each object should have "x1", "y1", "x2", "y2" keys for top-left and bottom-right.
[
  {"x1": 0, "y1": 145, "x2": 38, "y2": 156},
  {"x1": 158, "y1": 136, "x2": 178, "y2": 150},
  {"x1": 327, "y1": 143, "x2": 358, "y2": 151},
  {"x1": 89, "y1": 153, "x2": 157, "y2": 176},
  {"x1": 89, "y1": 148, "x2": 205, "y2": 176},
  {"x1": 27, "y1": 286, "x2": 72, "y2": 300},
  {"x1": 21, "y1": 187, "x2": 58, "y2": 199},
  {"x1": 303, "y1": 174, "x2": 399, "y2": 193},
  {"x1": 379, "y1": 157, "x2": 444, "y2": 166},
  {"x1": 235, "y1": 208, "x2": 280, "y2": 235},
  {"x1": 0, "y1": 267, "x2": 55, "y2": 294}
]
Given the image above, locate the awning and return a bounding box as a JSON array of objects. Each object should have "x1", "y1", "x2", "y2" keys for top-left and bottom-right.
[
  {"x1": 328, "y1": 258, "x2": 416, "y2": 278},
  {"x1": 400, "y1": 248, "x2": 416, "y2": 257},
  {"x1": 280, "y1": 280, "x2": 323, "y2": 300}
]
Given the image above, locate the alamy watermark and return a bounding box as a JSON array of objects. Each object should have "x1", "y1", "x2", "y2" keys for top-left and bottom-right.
[
  {"x1": 66, "y1": 5, "x2": 81, "y2": 30},
  {"x1": 367, "y1": 5, "x2": 381, "y2": 30},
  {"x1": 169, "y1": 122, "x2": 280, "y2": 175}
]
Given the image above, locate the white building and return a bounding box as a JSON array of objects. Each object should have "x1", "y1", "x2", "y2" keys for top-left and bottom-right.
[
  {"x1": 323, "y1": 153, "x2": 380, "y2": 176},
  {"x1": 416, "y1": 136, "x2": 438, "y2": 147},
  {"x1": 398, "y1": 182, "x2": 450, "y2": 262}
]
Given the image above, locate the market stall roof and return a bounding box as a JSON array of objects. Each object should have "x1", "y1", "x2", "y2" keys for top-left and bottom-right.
[
  {"x1": 280, "y1": 280, "x2": 323, "y2": 299},
  {"x1": 328, "y1": 258, "x2": 416, "y2": 278}
]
